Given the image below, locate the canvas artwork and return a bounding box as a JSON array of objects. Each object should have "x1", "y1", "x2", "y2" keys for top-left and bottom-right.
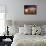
[{"x1": 24, "y1": 5, "x2": 37, "y2": 15}]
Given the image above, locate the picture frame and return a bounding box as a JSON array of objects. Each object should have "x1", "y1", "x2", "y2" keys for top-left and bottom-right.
[{"x1": 24, "y1": 5, "x2": 37, "y2": 15}]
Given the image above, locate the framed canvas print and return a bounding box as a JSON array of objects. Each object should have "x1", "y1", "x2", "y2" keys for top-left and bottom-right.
[{"x1": 24, "y1": 5, "x2": 37, "y2": 15}]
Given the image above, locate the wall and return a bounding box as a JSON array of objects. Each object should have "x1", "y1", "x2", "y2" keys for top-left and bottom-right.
[{"x1": 0, "y1": 0, "x2": 46, "y2": 22}]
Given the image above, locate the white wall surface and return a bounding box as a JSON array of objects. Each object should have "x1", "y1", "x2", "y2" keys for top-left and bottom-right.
[{"x1": 0, "y1": 0, "x2": 46, "y2": 22}]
